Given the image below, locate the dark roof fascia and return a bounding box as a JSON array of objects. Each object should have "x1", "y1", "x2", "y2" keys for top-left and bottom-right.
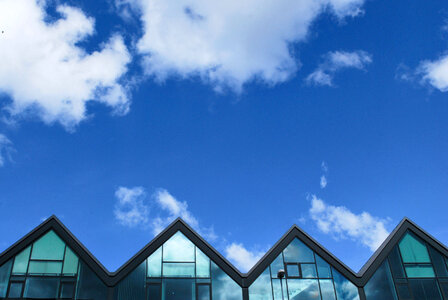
[
  {"x1": 244, "y1": 225, "x2": 359, "y2": 287},
  {"x1": 0, "y1": 216, "x2": 111, "y2": 286}
]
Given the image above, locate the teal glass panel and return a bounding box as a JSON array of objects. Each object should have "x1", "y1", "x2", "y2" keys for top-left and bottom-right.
[
  {"x1": 60, "y1": 282, "x2": 75, "y2": 299},
  {"x1": 272, "y1": 279, "x2": 288, "y2": 300},
  {"x1": 147, "y1": 283, "x2": 161, "y2": 300},
  {"x1": 287, "y1": 279, "x2": 320, "y2": 299},
  {"x1": 395, "y1": 284, "x2": 412, "y2": 300},
  {"x1": 388, "y1": 246, "x2": 405, "y2": 278},
  {"x1": 115, "y1": 261, "x2": 146, "y2": 300},
  {"x1": 28, "y1": 261, "x2": 63, "y2": 274},
  {"x1": 408, "y1": 279, "x2": 442, "y2": 300},
  {"x1": 399, "y1": 233, "x2": 431, "y2": 263},
  {"x1": 196, "y1": 248, "x2": 210, "y2": 278},
  {"x1": 31, "y1": 230, "x2": 65, "y2": 260},
  {"x1": 316, "y1": 255, "x2": 332, "y2": 278},
  {"x1": 332, "y1": 268, "x2": 359, "y2": 300},
  {"x1": 12, "y1": 246, "x2": 31, "y2": 274},
  {"x1": 270, "y1": 253, "x2": 284, "y2": 278},
  {"x1": 76, "y1": 261, "x2": 108, "y2": 300},
  {"x1": 148, "y1": 247, "x2": 162, "y2": 277},
  {"x1": 163, "y1": 262, "x2": 195, "y2": 277},
  {"x1": 24, "y1": 277, "x2": 59, "y2": 299},
  {"x1": 197, "y1": 278, "x2": 211, "y2": 284},
  {"x1": 428, "y1": 246, "x2": 448, "y2": 277},
  {"x1": 301, "y1": 264, "x2": 317, "y2": 278},
  {"x1": 319, "y1": 280, "x2": 336, "y2": 300},
  {"x1": 197, "y1": 284, "x2": 211, "y2": 300},
  {"x1": 211, "y1": 262, "x2": 242, "y2": 300},
  {"x1": 405, "y1": 265, "x2": 435, "y2": 278},
  {"x1": 286, "y1": 264, "x2": 300, "y2": 277},
  {"x1": 364, "y1": 261, "x2": 397, "y2": 300},
  {"x1": 163, "y1": 232, "x2": 195, "y2": 262},
  {"x1": 63, "y1": 247, "x2": 79, "y2": 275},
  {"x1": 163, "y1": 279, "x2": 195, "y2": 300},
  {"x1": 0, "y1": 260, "x2": 12, "y2": 297},
  {"x1": 248, "y1": 268, "x2": 272, "y2": 300},
  {"x1": 8, "y1": 282, "x2": 23, "y2": 298},
  {"x1": 284, "y1": 238, "x2": 314, "y2": 263}
]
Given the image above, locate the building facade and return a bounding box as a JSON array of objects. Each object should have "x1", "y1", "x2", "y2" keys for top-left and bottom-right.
[{"x1": 0, "y1": 216, "x2": 447, "y2": 300}]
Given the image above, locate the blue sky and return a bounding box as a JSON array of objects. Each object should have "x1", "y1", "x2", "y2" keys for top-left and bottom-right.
[{"x1": 0, "y1": 0, "x2": 447, "y2": 273}]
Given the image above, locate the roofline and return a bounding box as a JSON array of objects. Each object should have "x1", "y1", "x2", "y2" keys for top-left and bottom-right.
[{"x1": 0, "y1": 216, "x2": 447, "y2": 288}]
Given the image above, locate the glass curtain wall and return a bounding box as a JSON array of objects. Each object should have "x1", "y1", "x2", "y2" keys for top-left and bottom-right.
[
  {"x1": 365, "y1": 231, "x2": 448, "y2": 300},
  {"x1": 248, "y1": 238, "x2": 359, "y2": 300},
  {"x1": 115, "y1": 231, "x2": 242, "y2": 300}
]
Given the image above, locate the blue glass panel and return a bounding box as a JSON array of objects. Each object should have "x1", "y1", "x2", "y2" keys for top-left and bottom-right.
[
  {"x1": 8, "y1": 282, "x2": 23, "y2": 298},
  {"x1": 332, "y1": 268, "x2": 359, "y2": 300},
  {"x1": 196, "y1": 248, "x2": 210, "y2": 278},
  {"x1": 148, "y1": 247, "x2": 162, "y2": 277},
  {"x1": 76, "y1": 261, "x2": 108, "y2": 300},
  {"x1": 162, "y1": 279, "x2": 195, "y2": 300},
  {"x1": 428, "y1": 247, "x2": 448, "y2": 277},
  {"x1": 12, "y1": 246, "x2": 31, "y2": 274},
  {"x1": 364, "y1": 261, "x2": 397, "y2": 300},
  {"x1": 408, "y1": 279, "x2": 442, "y2": 300},
  {"x1": 287, "y1": 279, "x2": 320, "y2": 300},
  {"x1": 0, "y1": 260, "x2": 12, "y2": 297},
  {"x1": 315, "y1": 255, "x2": 332, "y2": 279},
  {"x1": 319, "y1": 280, "x2": 336, "y2": 300},
  {"x1": 284, "y1": 239, "x2": 314, "y2": 263},
  {"x1": 211, "y1": 262, "x2": 242, "y2": 300},
  {"x1": 270, "y1": 253, "x2": 284, "y2": 278},
  {"x1": 115, "y1": 261, "x2": 146, "y2": 300},
  {"x1": 301, "y1": 264, "x2": 317, "y2": 278},
  {"x1": 163, "y1": 232, "x2": 195, "y2": 262},
  {"x1": 272, "y1": 279, "x2": 288, "y2": 300},
  {"x1": 405, "y1": 265, "x2": 435, "y2": 278},
  {"x1": 286, "y1": 264, "x2": 300, "y2": 278},
  {"x1": 248, "y1": 268, "x2": 272, "y2": 300},
  {"x1": 388, "y1": 246, "x2": 405, "y2": 279},
  {"x1": 31, "y1": 230, "x2": 65, "y2": 260},
  {"x1": 24, "y1": 277, "x2": 59, "y2": 299},
  {"x1": 399, "y1": 233, "x2": 431, "y2": 263},
  {"x1": 163, "y1": 262, "x2": 195, "y2": 277}
]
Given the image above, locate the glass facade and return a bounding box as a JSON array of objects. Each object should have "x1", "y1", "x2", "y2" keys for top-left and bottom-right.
[{"x1": 249, "y1": 238, "x2": 359, "y2": 300}]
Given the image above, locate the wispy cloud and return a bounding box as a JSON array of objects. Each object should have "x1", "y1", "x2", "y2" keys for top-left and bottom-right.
[
  {"x1": 309, "y1": 195, "x2": 389, "y2": 251},
  {"x1": 224, "y1": 243, "x2": 265, "y2": 273},
  {"x1": 307, "y1": 50, "x2": 372, "y2": 87},
  {"x1": 114, "y1": 187, "x2": 149, "y2": 227},
  {"x1": 0, "y1": 134, "x2": 14, "y2": 167},
  {"x1": 320, "y1": 161, "x2": 328, "y2": 189},
  {"x1": 418, "y1": 53, "x2": 448, "y2": 92}
]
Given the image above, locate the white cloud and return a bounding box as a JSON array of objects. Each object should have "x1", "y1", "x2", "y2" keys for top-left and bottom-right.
[
  {"x1": 0, "y1": 134, "x2": 14, "y2": 167},
  {"x1": 122, "y1": 0, "x2": 366, "y2": 92},
  {"x1": 0, "y1": 0, "x2": 131, "y2": 129},
  {"x1": 307, "y1": 50, "x2": 372, "y2": 86},
  {"x1": 114, "y1": 186, "x2": 149, "y2": 227},
  {"x1": 419, "y1": 54, "x2": 448, "y2": 92},
  {"x1": 225, "y1": 243, "x2": 265, "y2": 273},
  {"x1": 320, "y1": 175, "x2": 328, "y2": 189},
  {"x1": 309, "y1": 195, "x2": 389, "y2": 251}
]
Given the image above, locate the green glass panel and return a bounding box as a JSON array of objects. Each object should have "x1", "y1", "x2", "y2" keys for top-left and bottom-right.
[
  {"x1": 287, "y1": 279, "x2": 320, "y2": 299},
  {"x1": 316, "y1": 255, "x2": 332, "y2": 278},
  {"x1": 28, "y1": 261, "x2": 63, "y2": 274},
  {"x1": 31, "y1": 230, "x2": 65, "y2": 260},
  {"x1": 319, "y1": 279, "x2": 336, "y2": 300},
  {"x1": 270, "y1": 253, "x2": 284, "y2": 278},
  {"x1": 196, "y1": 248, "x2": 210, "y2": 278},
  {"x1": 147, "y1": 247, "x2": 162, "y2": 277},
  {"x1": 399, "y1": 233, "x2": 431, "y2": 263},
  {"x1": 301, "y1": 264, "x2": 317, "y2": 278},
  {"x1": 405, "y1": 265, "x2": 435, "y2": 278},
  {"x1": 211, "y1": 262, "x2": 242, "y2": 300},
  {"x1": 272, "y1": 279, "x2": 288, "y2": 300},
  {"x1": 63, "y1": 247, "x2": 79, "y2": 275},
  {"x1": 163, "y1": 232, "x2": 195, "y2": 262},
  {"x1": 0, "y1": 260, "x2": 12, "y2": 297},
  {"x1": 332, "y1": 268, "x2": 360, "y2": 300},
  {"x1": 283, "y1": 238, "x2": 314, "y2": 263},
  {"x1": 248, "y1": 268, "x2": 272, "y2": 300},
  {"x1": 12, "y1": 246, "x2": 31, "y2": 274},
  {"x1": 163, "y1": 262, "x2": 195, "y2": 277}
]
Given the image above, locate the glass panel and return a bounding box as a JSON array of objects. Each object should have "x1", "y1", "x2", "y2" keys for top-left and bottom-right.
[
  {"x1": 428, "y1": 247, "x2": 448, "y2": 277},
  {"x1": 63, "y1": 247, "x2": 79, "y2": 275},
  {"x1": 8, "y1": 282, "x2": 23, "y2": 298},
  {"x1": 439, "y1": 282, "x2": 448, "y2": 300},
  {"x1": 270, "y1": 253, "x2": 284, "y2": 278},
  {"x1": 60, "y1": 282, "x2": 75, "y2": 299},
  {"x1": 395, "y1": 283, "x2": 412, "y2": 300},
  {"x1": 248, "y1": 268, "x2": 272, "y2": 300},
  {"x1": 211, "y1": 262, "x2": 242, "y2": 300},
  {"x1": 196, "y1": 278, "x2": 211, "y2": 284},
  {"x1": 0, "y1": 260, "x2": 12, "y2": 297},
  {"x1": 283, "y1": 238, "x2": 314, "y2": 263},
  {"x1": 148, "y1": 247, "x2": 162, "y2": 277},
  {"x1": 332, "y1": 268, "x2": 359, "y2": 300},
  {"x1": 316, "y1": 255, "x2": 332, "y2": 279},
  {"x1": 163, "y1": 232, "x2": 195, "y2": 262},
  {"x1": 197, "y1": 284, "x2": 211, "y2": 300},
  {"x1": 272, "y1": 279, "x2": 287, "y2": 300},
  {"x1": 115, "y1": 261, "x2": 146, "y2": 300},
  {"x1": 31, "y1": 230, "x2": 66, "y2": 260},
  {"x1": 163, "y1": 263, "x2": 195, "y2": 277},
  {"x1": 399, "y1": 233, "x2": 431, "y2": 263},
  {"x1": 24, "y1": 277, "x2": 59, "y2": 299},
  {"x1": 76, "y1": 261, "x2": 108, "y2": 300},
  {"x1": 286, "y1": 264, "x2": 300, "y2": 278},
  {"x1": 196, "y1": 249, "x2": 210, "y2": 278},
  {"x1": 147, "y1": 283, "x2": 161, "y2": 300},
  {"x1": 301, "y1": 264, "x2": 317, "y2": 278},
  {"x1": 287, "y1": 279, "x2": 320, "y2": 300},
  {"x1": 388, "y1": 246, "x2": 406, "y2": 279},
  {"x1": 28, "y1": 261, "x2": 63, "y2": 274},
  {"x1": 162, "y1": 279, "x2": 195, "y2": 300},
  {"x1": 405, "y1": 265, "x2": 435, "y2": 278},
  {"x1": 319, "y1": 279, "x2": 336, "y2": 300},
  {"x1": 408, "y1": 279, "x2": 442, "y2": 300},
  {"x1": 12, "y1": 246, "x2": 31, "y2": 274},
  {"x1": 364, "y1": 261, "x2": 397, "y2": 300}
]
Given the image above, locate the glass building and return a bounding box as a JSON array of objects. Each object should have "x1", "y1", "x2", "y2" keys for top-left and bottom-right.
[{"x1": 0, "y1": 217, "x2": 447, "y2": 300}]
